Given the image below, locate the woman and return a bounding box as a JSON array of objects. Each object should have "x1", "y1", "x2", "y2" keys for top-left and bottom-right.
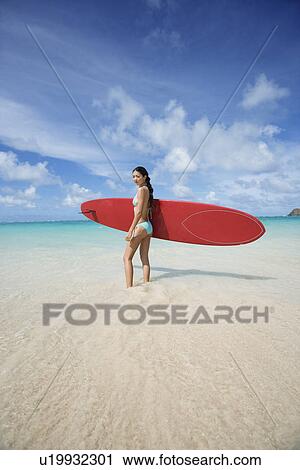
[{"x1": 123, "y1": 166, "x2": 153, "y2": 288}]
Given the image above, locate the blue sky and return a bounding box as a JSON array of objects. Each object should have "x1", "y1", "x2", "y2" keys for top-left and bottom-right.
[{"x1": 0, "y1": 0, "x2": 299, "y2": 221}]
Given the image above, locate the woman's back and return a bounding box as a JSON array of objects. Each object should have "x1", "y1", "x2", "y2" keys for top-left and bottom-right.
[{"x1": 134, "y1": 186, "x2": 151, "y2": 221}]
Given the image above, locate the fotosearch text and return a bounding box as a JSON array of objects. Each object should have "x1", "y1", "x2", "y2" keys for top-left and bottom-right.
[{"x1": 42, "y1": 303, "x2": 272, "y2": 326}]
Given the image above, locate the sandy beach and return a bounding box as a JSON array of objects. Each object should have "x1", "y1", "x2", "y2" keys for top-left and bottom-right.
[{"x1": 0, "y1": 218, "x2": 300, "y2": 449}]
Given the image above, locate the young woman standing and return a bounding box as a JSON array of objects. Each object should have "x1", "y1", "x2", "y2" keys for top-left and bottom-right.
[{"x1": 123, "y1": 166, "x2": 153, "y2": 288}]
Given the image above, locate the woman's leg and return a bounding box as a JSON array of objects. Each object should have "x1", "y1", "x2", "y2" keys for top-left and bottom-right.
[
  {"x1": 139, "y1": 235, "x2": 151, "y2": 283},
  {"x1": 123, "y1": 227, "x2": 148, "y2": 288}
]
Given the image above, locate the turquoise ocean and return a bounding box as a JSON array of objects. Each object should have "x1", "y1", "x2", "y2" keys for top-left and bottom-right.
[{"x1": 0, "y1": 216, "x2": 299, "y2": 250}]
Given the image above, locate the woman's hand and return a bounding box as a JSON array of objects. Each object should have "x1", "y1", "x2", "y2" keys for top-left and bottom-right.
[{"x1": 125, "y1": 228, "x2": 135, "y2": 241}]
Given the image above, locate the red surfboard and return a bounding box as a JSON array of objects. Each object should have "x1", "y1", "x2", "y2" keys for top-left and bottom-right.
[{"x1": 80, "y1": 198, "x2": 265, "y2": 246}]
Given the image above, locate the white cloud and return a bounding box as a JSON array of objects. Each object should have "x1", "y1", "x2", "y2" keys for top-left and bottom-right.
[
  {"x1": 105, "y1": 178, "x2": 125, "y2": 192},
  {"x1": 107, "y1": 86, "x2": 144, "y2": 131},
  {"x1": 235, "y1": 173, "x2": 300, "y2": 194},
  {"x1": 172, "y1": 182, "x2": 194, "y2": 198},
  {"x1": 209, "y1": 171, "x2": 300, "y2": 215},
  {"x1": 241, "y1": 73, "x2": 290, "y2": 109},
  {"x1": 1, "y1": 90, "x2": 285, "y2": 186},
  {"x1": 197, "y1": 121, "x2": 277, "y2": 173},
  {"x1": 62, "y1": 183, "x2": 102, "y2": 207},
  {"x1": 145, "y1": 0, "x2": 178, "y2": 10},
  {"x1": 91, "y1": 98, "x2": 105, "y2": 110},
  {"x1": 164, "y1": 99, "x2": 177, "y2": 113},
  {"x1": 0, "y1": 97, "x2": 110, "y2": 169},
  {"x1": 140, "y1": 100, "x2": 193, "y2": 150},
  {"x1": 97, "y1": 88, "x2": 300, "y2": 202},
  {"x1": 99, "y1": 87, "x2": 151, "y2": 155},
  {"x1": 100, "y1": 89, "x2": 281, "y2": 177},
  {"x1": 0, "y1": 185, "x2": 37, "y2": 208},
  {"x1": 155, "y1": 146, "x2": 197, "y2": 175},
  {"x1": 0, "y1": 151, "x2": 60, "y2": 185},
  {"x1": 1, "y1": 86, "x2": 299, "y2": 213},
  {"x1": 260, "y1": 124, "x2": 282, "y2": 137},
  {"x1": 83, "y1": 162, "x2": 125, "y2": 179},
  {"x1": 145, "y1": 0, "x2": 162, "y2": 9},
  {"x1": 204, "y1": 191, "x2": 219, "y2": 203},
  {"x1": 144, "y1": 28, "x2": 183, "y2": 49}
]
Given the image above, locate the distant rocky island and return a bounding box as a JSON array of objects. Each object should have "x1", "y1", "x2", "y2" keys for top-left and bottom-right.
[{"x1": 288, "y1": 208, "x2": 300, "y2": 216}]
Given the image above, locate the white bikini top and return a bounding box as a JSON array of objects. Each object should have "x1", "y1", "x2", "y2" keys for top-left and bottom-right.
[
  {"x1": 132, "y1": 191, "x2": 152, "y2": 216},
  {"x1": 132, "y1": 193, "x2": 138, "y2": 207}
]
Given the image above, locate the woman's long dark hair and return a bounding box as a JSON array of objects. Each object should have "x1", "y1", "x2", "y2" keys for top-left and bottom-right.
[{"x1": 132, "y1": 166, "x2": 153, "y2": 208}]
